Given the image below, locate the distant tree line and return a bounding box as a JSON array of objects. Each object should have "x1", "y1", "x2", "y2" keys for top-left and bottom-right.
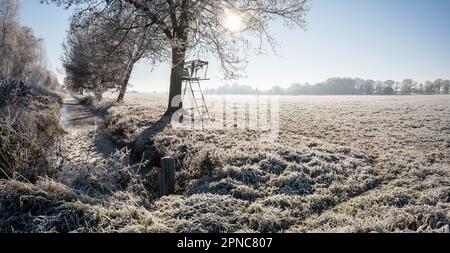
[
  {"x1": 205, "y1": 83, "x2": 263, "y2": 95},
  {"x1": 0, "y1": 0, "x2": 59, "y2": 89},
  {"x1": 206, "y1": 78, "x2": 450, "y2": 96}
]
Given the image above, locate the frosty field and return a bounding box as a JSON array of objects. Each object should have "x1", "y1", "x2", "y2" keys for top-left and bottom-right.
[
  {"x1": 99, "y1": 94, "x2": 450, "y2": 232},
  {"x1": 2, "y1": 91, "x2": 449, "y2": 233}
]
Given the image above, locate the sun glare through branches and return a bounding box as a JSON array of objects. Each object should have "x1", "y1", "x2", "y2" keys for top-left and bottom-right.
[{"x1": 223, "y1": 9, "x2": 244, "y2": 33}]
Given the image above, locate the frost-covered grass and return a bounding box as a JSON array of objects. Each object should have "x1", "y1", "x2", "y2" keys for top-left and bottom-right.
[
  {"x1": 0, "y1": 149, "x2": 158, "y2": 233},
  {"x1": 100, "y1": 94, "x2": 450, "y2": 233},
  {"x1": 0, "y1": 80, "x2": 65, "y2": 181},
  {"x1": 2, "y1": 93, "x2": 448, "y2": 233}
]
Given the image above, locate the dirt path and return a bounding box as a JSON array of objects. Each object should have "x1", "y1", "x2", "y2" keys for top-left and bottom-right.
[{"x1": 60, "y1": 94, "x2": 117, "y2": 166}]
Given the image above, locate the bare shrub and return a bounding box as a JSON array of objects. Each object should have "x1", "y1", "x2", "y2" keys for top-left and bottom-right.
[
  {"x1": 0, "y1": 80, "x2": 65, "y2": 181},
  {"x1": 30, "y1": 84, "x2": 64, "y2": 105},
  {"x1": 78, "y1": 95, "x2": 95, "y2": 106}
]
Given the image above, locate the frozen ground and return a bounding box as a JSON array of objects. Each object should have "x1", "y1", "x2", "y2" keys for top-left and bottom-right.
[
  {"x1": 101, "y1": 94, "x2": 450, "y2": 232},
  {"x1": 4, "y1": 93, "x2": 446, "y2": 233},
  {"x1": 61, "y1": 95, "x2": 116, "y2": 166}
]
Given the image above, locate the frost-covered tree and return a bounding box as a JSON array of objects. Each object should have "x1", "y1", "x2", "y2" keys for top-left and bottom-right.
[
  {"x1": 443, "y1": 80, "x2": 450, "y2": 94},
  {"x1": 65, "y1": 1, "x2": 167, "y2": 101},
  {"x1": 44, "y1": 0, "x2": 310, "y2": 114},
  {"x1": 383, "y1": 84, "x2": 394, "y2": 95},
  {"x1": 63, "y1": 22, "x2": 129, "y2": 100},
  {"x1": 0, "y1": 0, "x2": 59, "y2": 89},
  {"x1": 400, "y1": 79, "x2": 417, "y2": 95},
  {"x1": 0, "y1": 0, "x2": 20, "y2": 76},
  {"x1": 62, "y1": 27, "x2": 90, "y2": 94},
  {"x1": 62, "y1": 4, "x2": 167, "y2": 101},
  {"x1": 424, "y1": 81, "x2": 434, "y2": 95},
  {"x1": 356, "y1": 79, "x2": 375, "y2": 95},
  {"x1": 433, "y1": 79, "x2": 444, "y2": 94},
  {"x1": 375, "y1": 81, "x2": 384, "y2": 95}
]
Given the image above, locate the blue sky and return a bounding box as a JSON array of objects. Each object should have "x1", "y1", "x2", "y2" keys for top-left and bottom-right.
[{"x1": 21, "y1": 0, "x2": 450, "y2": 92}]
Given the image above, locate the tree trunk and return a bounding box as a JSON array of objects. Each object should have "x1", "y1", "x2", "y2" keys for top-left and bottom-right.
[
  {"x1": 165, "y1": 46, "x2": 186, "y2": 115},
  {"x1": 117, "y1": 62, "x2": 135, "y2": 103}
]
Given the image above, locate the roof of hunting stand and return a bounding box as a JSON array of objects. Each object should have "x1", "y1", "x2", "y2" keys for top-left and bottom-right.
[{"x1": 182, "y1": 60, "x2": 209, "y2": 81}]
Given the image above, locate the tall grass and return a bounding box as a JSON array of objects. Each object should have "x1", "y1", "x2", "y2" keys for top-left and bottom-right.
[{"x1": 0, "y1": 78, "x2": 65, "y2": 181}]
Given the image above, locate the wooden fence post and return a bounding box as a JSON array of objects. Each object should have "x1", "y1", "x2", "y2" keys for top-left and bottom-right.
[{"x1": 160, "y1": 157, "x2": 175, "y2": 196}]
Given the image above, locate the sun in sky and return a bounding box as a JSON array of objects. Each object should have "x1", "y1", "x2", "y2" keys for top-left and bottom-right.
[{"x1": 223, "y1": 9, "x2": 243, "y2": 33}]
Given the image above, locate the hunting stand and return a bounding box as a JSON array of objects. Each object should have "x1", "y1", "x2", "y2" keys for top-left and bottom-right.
[{"x1": 181, "y1": 60, "x2": 211, "y2": 122}]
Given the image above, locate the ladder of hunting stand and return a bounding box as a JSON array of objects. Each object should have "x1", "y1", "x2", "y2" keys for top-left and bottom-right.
[
  {"x1": 182, "y1": 60, "x2": 210, "y2": 121},
  {"x1": 183, "y1": 79, "x2": 210, "y2": 120}
]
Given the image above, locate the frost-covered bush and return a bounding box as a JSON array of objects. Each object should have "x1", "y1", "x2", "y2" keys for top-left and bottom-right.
[
  {"x1": 0, "y1": 80, "x2": 65, "y2": 181},
  {"x1": 79, "y1": 95, "x2": 95, "y2": 106}
]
